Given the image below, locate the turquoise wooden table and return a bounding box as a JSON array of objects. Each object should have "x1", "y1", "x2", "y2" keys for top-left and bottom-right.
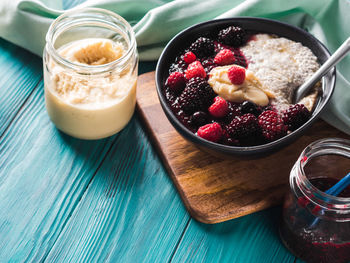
[{"x1": 0, "y1": 1, "x2": 304, "y2": 262}]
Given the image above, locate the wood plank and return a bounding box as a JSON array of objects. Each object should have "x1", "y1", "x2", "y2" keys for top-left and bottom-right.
[
  {"x1": 43, "y1": 72, "x2": 294, "y2": 263},
  {"x1": 0, "y1": 38, "x2": 42, "y2": 136},
  {"x1": 0, "y1": 81, "x2": 117, "y2": 262},
  {"x1": 136, "y1": 71, "x2": 348, "y2": 224},
  {"x1": 44, "y1": 116, "x2": 190, "y2": 263},
  {"x1": 170, "y1": 207, "x2": 295, "y2": 263}
]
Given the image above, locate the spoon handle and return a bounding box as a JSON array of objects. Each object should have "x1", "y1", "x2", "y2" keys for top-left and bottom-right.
[
  {"x1": 326, "y1": 172, "x2": 350, "y2": 196},
  {"x1": 309, "y1": 172, "x2": 350, "y2": 229},
  {"x1": 295, "y1": 37, "x2": 350, "y2": 103}
]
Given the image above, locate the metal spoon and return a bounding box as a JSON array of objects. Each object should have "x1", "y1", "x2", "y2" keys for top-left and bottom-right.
[{"x1": 294, "y1": 37, "x2": 350, "y2": 103}]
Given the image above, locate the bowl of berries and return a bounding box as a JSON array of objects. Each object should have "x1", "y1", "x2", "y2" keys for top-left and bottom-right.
[{"x1": 155, "y1": 17, "x2": 336, "y2": 156}]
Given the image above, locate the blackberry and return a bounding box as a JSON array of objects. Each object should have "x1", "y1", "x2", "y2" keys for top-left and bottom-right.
[
  {"x1": 233, "y1": 48, "x2": 248, "y2": 68},
  {"x1": 186, "y1": 76, "x2": 206, "y2": 87},
  {"x1": 169, "y1": 55, "x2": 187, "y2": 74},
  {"x1": 188, "y1": 77, "x2": 216, "y2": 106},
  {"x1": 261, "y1": 104, "x2": 274, "y2": 112},
  {"x1": 189, "y1": 37, "x2": 215, "y2": 58},
  {"x1": 240, "y1": 101, "x2": 261, "y2": 117},
  {"x1": 178, "y1": 78, "x2": 215, "y2": 114},
  {"x1": 218, "y1": 26, "x2": 246, "y2": 47},
  {"x1": 214, "y1": 41, "x2": 225, "y2": 53},
  {"x1": 200, "y1": 58, "x2": 217, "y2": 74},
  {"x1": 225, "y1": 137, "x2": 240, "y2": 146},
  {"x1": 226, "y1": 113, "x2": 261, "y2": 146},
  {"x1": 190, "y1": 111, "x2": 209, "y2": 127},
  {"x1": 170, "y1": 106, "x2": 194, "y2": 131},
  {"x1": 222, "y1": 101, "x2": 241, "y2": 124},
  {"x1": 178, "y1": 86, "x2": 203, "y2": 114},
  {"x1": 169, "y1": 61, "x2": 187, "y2": 74},
  {"x1": 282, "y1": 104, "x2": 311, "y2": 131},
  {"x1": 164, "y1": 87, "x2": 177, "y2": 104},
  {"x1": 258, "y1": 110, "x2": 287, "y2": 141},
  {"x1": 221, "y1": 129, "x2": 240, "y2": 146}
]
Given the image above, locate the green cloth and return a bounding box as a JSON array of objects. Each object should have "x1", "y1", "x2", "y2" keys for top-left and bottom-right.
[{"x1": 0, "y1": 0, "x2": 349, "y2": 134}]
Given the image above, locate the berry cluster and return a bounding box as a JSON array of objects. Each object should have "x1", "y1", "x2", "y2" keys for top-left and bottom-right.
[{"x1": 163, "y1": 25, "x2": 312, "y2": 146}]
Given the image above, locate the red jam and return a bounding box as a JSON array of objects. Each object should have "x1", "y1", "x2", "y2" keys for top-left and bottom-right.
[{"x1": 280, "y1": 178, "x2": 350, "y2": 263}]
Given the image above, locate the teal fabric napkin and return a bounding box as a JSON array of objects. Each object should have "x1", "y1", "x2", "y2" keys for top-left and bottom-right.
[{"x1": 0, "y1": 0, "x2": 349, "y2": 134}]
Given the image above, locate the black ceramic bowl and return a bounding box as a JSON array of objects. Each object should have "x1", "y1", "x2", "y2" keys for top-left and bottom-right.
[{"x1": 155, "y1": 17, "x2": 336, "y2": 156}]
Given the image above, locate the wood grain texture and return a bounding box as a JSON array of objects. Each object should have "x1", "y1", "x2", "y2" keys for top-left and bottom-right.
[
  {"x1": 136, "y1": 71, "x2": 348, "y2": 224},
  {"x1": 0, "y1": 32, "x2": 291, "y2": 263},
  {"x1": 0, "y1": 41, "x2": 296, "y2": 262},
  {"x1": 0, "y1": 0, "x2": 299, "y2": 261},
  {"x1": 0, "y1": 81, "x2": 117, "y2": 262},
  {"x1": 0, "y1": 39, "x2": 42, "y2": 136},
  {"x1": 171, "y1": 207, "x2": 295, "y2": 263},
  {"x1": 45, "y1": 118, "x2": 190, "y2": 263}
]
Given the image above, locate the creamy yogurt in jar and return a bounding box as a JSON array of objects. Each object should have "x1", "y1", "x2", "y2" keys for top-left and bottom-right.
[{"x1": 43, "y1": 9, "x2": 138, "y2": 140}]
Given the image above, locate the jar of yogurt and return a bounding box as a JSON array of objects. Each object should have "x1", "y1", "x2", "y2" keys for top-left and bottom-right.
[
  {"x1": 279, "y1": 138, "x2": 350, "y2": 263},
  {"x1": 43, "y1": 8, "x2": 138, "y2": 139}
]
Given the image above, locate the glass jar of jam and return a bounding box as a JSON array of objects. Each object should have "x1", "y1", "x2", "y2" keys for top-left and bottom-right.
[
  {"x1": 43, "y1": 8, "x2": 138, "y2": 139},
  {"x1": 280, "y1": 138, "x2": 350, "y2": 263}
]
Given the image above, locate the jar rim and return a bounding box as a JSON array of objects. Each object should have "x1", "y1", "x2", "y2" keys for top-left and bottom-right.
[
  {"x1": 296, "y1": 138, "x2": 350, "y2": 211},
  {"x1": 45, "y1": 8, "x2": 136, "y2": 74}
]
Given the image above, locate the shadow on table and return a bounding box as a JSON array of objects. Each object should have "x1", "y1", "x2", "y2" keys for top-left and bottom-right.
[{"x1": 58, "y1": 114, "x2": 156, "y2": 190}]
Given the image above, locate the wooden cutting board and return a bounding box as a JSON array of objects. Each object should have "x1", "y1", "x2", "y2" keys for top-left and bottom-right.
[{"x1": 136, "y1": 71, "x2": 347, "y2": 224}]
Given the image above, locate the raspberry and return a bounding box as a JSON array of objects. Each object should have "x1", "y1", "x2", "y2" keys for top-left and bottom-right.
[
  {"x1": 183, "y1": 51, "x2": 196, "y2": 64},
  {"x1": 165, "y1": 72, "x2": 186, "y2": 93},
  {"x1": 218, "y1": 26, "x2": 246, "y2": 47},
  {"x1": 185, "y1": 61, "x2": 206, "y2": 80},
  {"x1": 214, "y1": 49, "x2": 236, "y2": 66},
  {"x1": 197, "y1": 122, "x2": 222, "y2": 142},
  {"x1": 282, "y1": 104, "x2": 311, "y2": 131},
  {"x1": 208, "y1": 96, "x2": 228, "y2": 118},
  {"x1": 227, "y1": 65, "x2": 246, "y2": 85},
  {"x1": 189, "y1": 37, "x2": 215, "y2": 58},
  {"x1": 240, "y1": 101, "x2": 261, "y2": 117},
  {"x1": 258, "y1": 110, "x2": 287, "y2": 141},
  {"x1": 226, "y1": 113, "x2": 261, "y2": 145},
  {"x1": 178, "y1": 77, "x2": 215, "y2": 113}
]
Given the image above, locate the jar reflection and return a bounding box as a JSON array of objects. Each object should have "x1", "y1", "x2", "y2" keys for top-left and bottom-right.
[{"x1": 280, "y1": 138, "x2": 350, "y2": 263}]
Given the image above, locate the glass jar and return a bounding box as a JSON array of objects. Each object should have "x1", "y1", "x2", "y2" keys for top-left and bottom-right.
[
  {"x1": 280, "y1": 138, "x2": 350, "y2": 263},
  {"x1": 43, "y1": 8, "x2": 138, "y2": 140}
]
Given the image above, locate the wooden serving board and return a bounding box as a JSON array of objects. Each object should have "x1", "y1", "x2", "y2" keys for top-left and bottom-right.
[{"x1": 136, "y1": 71, "x2": 347, "y2": 224}]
